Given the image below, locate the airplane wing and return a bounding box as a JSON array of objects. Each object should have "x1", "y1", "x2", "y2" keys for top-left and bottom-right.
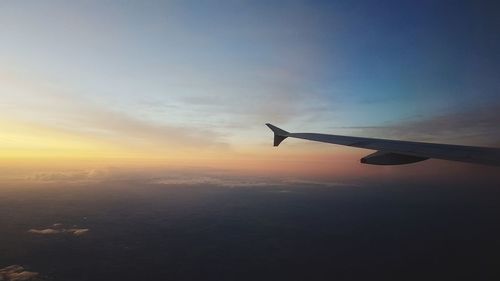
[{"x1": 266, "y1": 123, "x2": 500, "y2": 166}]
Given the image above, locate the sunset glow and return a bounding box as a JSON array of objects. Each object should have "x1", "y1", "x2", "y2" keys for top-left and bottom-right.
[{"x1": 0, "y1": 1, "x2": 498, "y2": 184}]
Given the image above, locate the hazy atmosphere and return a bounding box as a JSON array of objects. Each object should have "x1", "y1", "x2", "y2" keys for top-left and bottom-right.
[{"x1": 1, "y1": 1, "x2": 499, "y2": 280}]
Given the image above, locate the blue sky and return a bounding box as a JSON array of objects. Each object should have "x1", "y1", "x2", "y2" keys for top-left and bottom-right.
[{"x1": 0, "y1": 0, "x2": 499, "y2": 162}]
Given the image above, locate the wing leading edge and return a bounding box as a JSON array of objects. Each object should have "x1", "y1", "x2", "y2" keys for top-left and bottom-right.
[{"x1": 266, "y1": 123, "x2": 500, "y2": 166}]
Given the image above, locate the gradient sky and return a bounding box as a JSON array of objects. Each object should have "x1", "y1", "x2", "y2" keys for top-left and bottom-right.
[{"x1": 1, "y1": 0, "x2": 499, "y2": 183}]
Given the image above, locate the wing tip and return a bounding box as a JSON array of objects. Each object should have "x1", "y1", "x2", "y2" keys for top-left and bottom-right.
[{"x1": 266, "y1": 123, "x2": 289, "y2": 147}]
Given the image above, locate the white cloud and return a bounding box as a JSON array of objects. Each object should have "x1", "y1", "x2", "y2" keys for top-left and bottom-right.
[
  {"x1": 67, "y1": 228, "x2": 89, "y2": 236},
  {"x1": 28, "y1": 229, "x2": 60, "y2": 235},
  {"x1": 28, "y1": 223, "x2": 89, "y2": 237}
]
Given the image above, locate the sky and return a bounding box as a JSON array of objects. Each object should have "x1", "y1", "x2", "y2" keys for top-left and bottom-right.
[{"x1": 0, "y1": 0, "x2": 499, "y2": 184}]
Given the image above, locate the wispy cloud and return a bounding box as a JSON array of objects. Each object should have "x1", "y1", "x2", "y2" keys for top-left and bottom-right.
[
  {"x1": 0, "y1": 71, "x2": 226, "y2": 152},
  {"x1": 28, "y1": 169, "x2": 109, "y2": 183},
  {"x1": 150, "y1": 176, "x2": 286, "y2": 188},
  {"x1": 347, "y1": 103, "x2": 500, "y2": 146},
  {"x1": 282, "y1": 179, "x2": 360, "y2": 188},
  {"x1": 150, "y1": 173, "x2": 359, "y2": 189}
]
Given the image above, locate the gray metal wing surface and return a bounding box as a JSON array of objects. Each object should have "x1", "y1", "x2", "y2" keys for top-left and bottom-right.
[{"x1": 266, "y1": 123, "x2": 500, "y2": 166}]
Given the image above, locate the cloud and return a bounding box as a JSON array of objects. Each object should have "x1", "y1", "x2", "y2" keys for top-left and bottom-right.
[
  {"x1": 0, "y1": 265, "x2": 38, "y2": 281},
  {"x1": 150, "y1": 173, "x2": 358, "y2": 189},
  {"x1": 28, "y1": 169, "x2": 109, "y2": 183},
  {"x1": 23, "y1": 165, "x2": 361, "y2": 187},
  {"x1": 67, "y1": 228, "x2": 89, "y2": 236},
  {"x1": 0, "y1": 71, "x2": 226, "y2": 151},
  {"x1": 28, "y1": 229, "x2": 60, "y2": 235},
  {"x1": 150, "y1": 175, "x2": 286, "y2": 188},
  {"x1": 356, "y1": 103, "x2": 500, "y2": 145},
  {"x1": 28, "y1": 223, "x2": 89, "y2": 236},
  {"x1": 282, "y1": 179, "x2": 360, "y2": 188}
]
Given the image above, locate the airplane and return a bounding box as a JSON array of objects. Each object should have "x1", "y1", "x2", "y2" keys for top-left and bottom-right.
[{"x1": 266, "y1": 123, "x2": 500, "y2": 166}]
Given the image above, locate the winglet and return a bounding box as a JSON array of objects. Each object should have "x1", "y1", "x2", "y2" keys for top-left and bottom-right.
[{"x1": 266, "y1": 123, "x2": 289, "y2": 147}]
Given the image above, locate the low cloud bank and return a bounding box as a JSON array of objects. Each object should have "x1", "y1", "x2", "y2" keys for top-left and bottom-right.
[
  {"x1": 24, "y1": 167, "x2": 361, "y2": 188},
  {"x1": 150, "y1": 174, "x2": 360, "y2": 189}
]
